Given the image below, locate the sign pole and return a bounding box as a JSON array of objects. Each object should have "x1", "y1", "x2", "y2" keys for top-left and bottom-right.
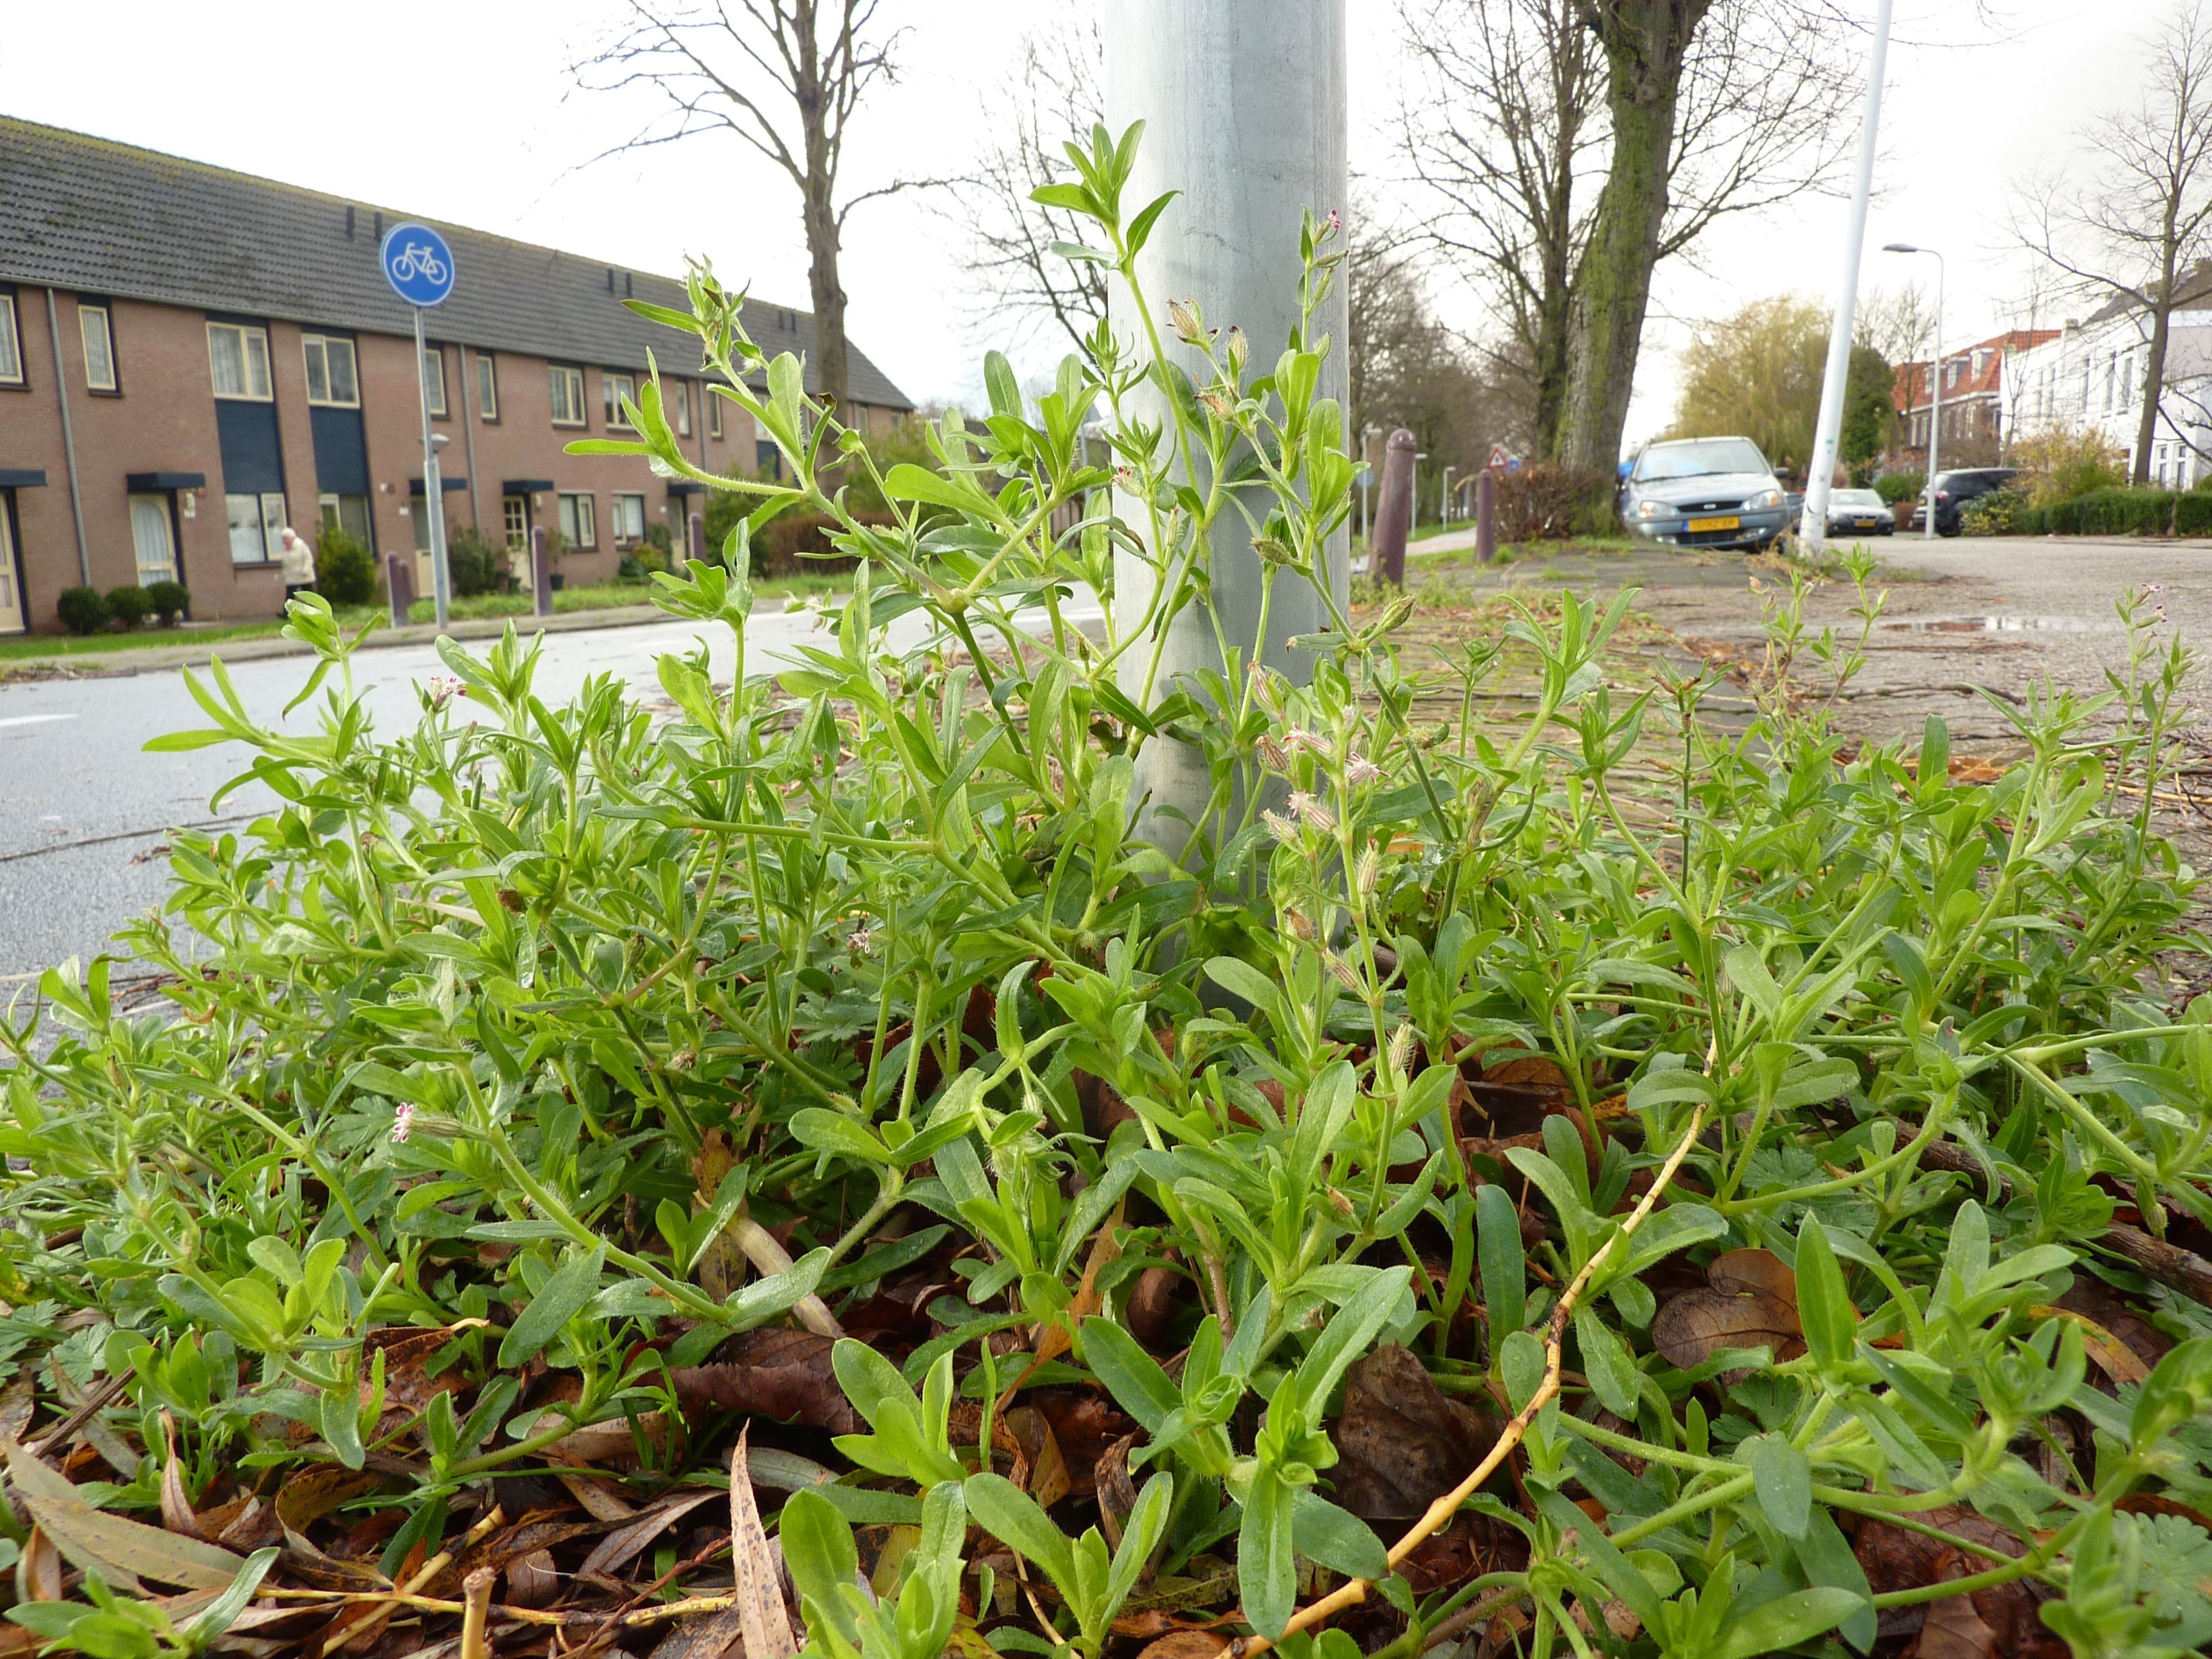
[
  {"x1": 413, "y1": 306, "x2": 451, "y2": 628},
  {"x1": 382, "y1": 220, "x2": 458, "y2": 629}
]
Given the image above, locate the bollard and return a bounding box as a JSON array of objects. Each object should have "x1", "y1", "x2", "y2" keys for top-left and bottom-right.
[
  {"x1": 531, "y1": 526, "x2": 552, "y2": 618},
  {"x1": 1476, "y1": 468, "x2": 1497, "y2": 564},
  {"x1": 386, "y1": 554, "x2": 415, "y2": 627},
  {"x1": 1370, "y1": 429, "x2": 1416, "y2": 586},
  {"x1": 689, "y1": 511, "x2": 706, "y2": 564}
]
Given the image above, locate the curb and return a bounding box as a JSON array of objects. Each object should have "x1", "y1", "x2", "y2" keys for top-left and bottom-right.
[{"x1": 2, "y1": 604, "x2": 681, "y2": 680}]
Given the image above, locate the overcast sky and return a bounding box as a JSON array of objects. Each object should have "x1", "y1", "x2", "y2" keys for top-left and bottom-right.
[{"x1": 0, "y1": 0, "x2": 2180, "y2": 451}]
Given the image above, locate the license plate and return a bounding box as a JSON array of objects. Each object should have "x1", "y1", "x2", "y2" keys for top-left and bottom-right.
[
  {"x1": 1686, "y1": 515, "x2": 1740, "y2": 532},
  {"x1": 1853, "y1": 518, "x2": 1876, "y2": 528}
]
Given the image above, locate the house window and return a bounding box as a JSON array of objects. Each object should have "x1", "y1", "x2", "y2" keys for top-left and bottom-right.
[
  {"x1": 422, "y1": 346, "x2": 447, "y2": 417},
  {"x1": 79, "y1": 304, "x2": 116, "y2": 392},
  {"x1": 318, "y1": 492, "x2": 372, "y2": 546},
  {"x1": 503, "y1": 495, "x2": 529, "y2": 549},
  {"x1": 756, "y1": 438, "x2": 781, "y2": 480},
  {"x1": 549, "y1": 364, "x2": 586, "y2": 426},
  {"x1": 672, "y1": 381, "x2": 692, "y2": 438},
  {"x1": 611, "y1": 492, "x2": 646, "y2": 542},
  {"x1": 302, "y1": 333, "x2": 360, "y2": 407},
  {"x1": 477, "y1": 352, "x2": 498, "y2": 420},
  {"x1": 604, "y1": 370, "x2": 638, "y2": 429},
  {"x1": 227, "y1": 491, "x2": 287, "y2": 563},
  {"x1": 207, "y1": 322, "x2": 272, "y2": 400},
  {"x1": 0, "y1": 292, "x2": 21, "y2": 384},
  {"x1": 558, "y1": 491, "x2": 597, "y2": 549},
  {"x1": 708, "y1": 390, "x2": 722, "y2": 439}
]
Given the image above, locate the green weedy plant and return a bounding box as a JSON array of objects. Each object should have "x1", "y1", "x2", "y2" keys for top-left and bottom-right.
[{"x1": 5, "y1": 120, "x2": 2212, "y2": 1659}]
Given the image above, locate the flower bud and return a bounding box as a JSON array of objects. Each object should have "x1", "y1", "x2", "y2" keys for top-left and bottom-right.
[
  {"x1": 1169, "y1": 298, "x2": 1206, "y2": 344},
  {"x1": 1225, "y1": 326, "x2": 1248, "y2": 375}
]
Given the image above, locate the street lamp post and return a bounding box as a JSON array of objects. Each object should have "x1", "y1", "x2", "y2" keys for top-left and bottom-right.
[
  {"x1": 1884, "y1": 242, "x2": 1945, "y2": 538},
  {"x1": 1441, "y1": 464, "x2": 1456, "y2": 526}
]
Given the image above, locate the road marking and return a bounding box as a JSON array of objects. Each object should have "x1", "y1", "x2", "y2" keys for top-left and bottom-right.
[{"x1": 0, "y1": 713, "x2": 76, "y2": 731}]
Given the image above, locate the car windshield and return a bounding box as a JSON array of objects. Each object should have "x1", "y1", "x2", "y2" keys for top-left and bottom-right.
[
  {"x1": 1635, "y1": 439, "x2": 1769, "y2": 481},
  {"x1": 1832, "y1": 490, "x2": 1885, "y2": 508}
]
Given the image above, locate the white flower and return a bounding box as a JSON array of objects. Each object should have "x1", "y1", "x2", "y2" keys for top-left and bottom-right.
[
  {"x1": 1344, "y1": 752, "x2": 1385, "y2": 786},
  {"x1": 848, "y1": 925, "x2": 875, "y2": 953},
  {"x1": 426, "y1": 675, "x2": 467, "y2": 709},
  {"x1": 390, "y1": 1102, "x2": 417, "y2": 1144},
  {"x1": 1289, "y1": 791, "x2": 1335, "y2": 833}
]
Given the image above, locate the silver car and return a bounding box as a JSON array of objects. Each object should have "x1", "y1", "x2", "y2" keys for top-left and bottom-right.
[
  {"x1": 1824, "y1": 488, "x2": 1893, "y2": 537},
  {"x1": 1621, "y1": 437, "x2": 1790, "y2": 551}
]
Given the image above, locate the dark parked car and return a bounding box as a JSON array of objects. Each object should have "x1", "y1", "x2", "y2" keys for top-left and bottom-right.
[
  {"x1": 1620, "y1": 436, "x2": 1790, "y2": 551},
  {"x1": 1905, "y1": 468, "x2": 2017, "y2": 535},
  {"x1": 1825, "y1": 488, "x2": 1893, "y2": 537}
]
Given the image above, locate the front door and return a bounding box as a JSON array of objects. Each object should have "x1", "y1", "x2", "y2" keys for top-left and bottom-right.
[
  {"x1": 0, "y1": 496, "x2": 24, "y2": 635},
  {"x1": 130, "y1": 492, "x2": 176, "y2": 586}
]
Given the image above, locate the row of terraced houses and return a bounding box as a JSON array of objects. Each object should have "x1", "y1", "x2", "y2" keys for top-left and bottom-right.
[{"x1": 0, "y1": 117, "x2": 912, "y2": 635}]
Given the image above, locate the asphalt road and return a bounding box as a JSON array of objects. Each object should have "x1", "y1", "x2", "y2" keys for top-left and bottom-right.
[{"x1": 0, "y1": 598, "x2": 1101, "y2": 985}]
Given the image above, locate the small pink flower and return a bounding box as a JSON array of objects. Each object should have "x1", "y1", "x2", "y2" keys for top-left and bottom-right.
[
  {"x1": 1323, "y1": 210, "x2": 1342, "y2": 233},
  {"x1": 390, "y1": 1102, "x2": 417, "y2": 1144},
  {"x1": 1344, "y1": 753, "x2": 1384, "y2": 785},
  {"x1": 426, "y1": 675, "x2": 466, "y2": 709},
  {"x1": 1285, "y1": 728, "x2": 1329, "y2": 755},
  {"x1": 848, "y1": 925, "x2": 874, "y2": 953}
]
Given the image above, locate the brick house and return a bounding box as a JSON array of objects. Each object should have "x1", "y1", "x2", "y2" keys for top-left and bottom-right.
[
  {"x1": 1888, "y1": 329, "x2": 2059, "y2": 469},
  {"x1": 0, "y1": 116, "x2": 912, "y2": 635}
]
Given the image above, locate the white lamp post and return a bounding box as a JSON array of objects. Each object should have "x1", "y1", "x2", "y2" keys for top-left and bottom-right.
[
  {"x1": 1884, "y1": 242, "x2": 1945, "y2": 538},
  {"x1": 1441, "y1": 463, "x2": 1456, "y2": 526}
]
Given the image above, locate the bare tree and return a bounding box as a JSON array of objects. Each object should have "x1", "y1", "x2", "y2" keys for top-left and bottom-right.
[
  {"x1": 1854, "y1": 280, "x2": 1934, "y2": 367},
  {"x1": 1399, "y1": 0, "x2": 1601, "y2": 461},
  {"x1": 576, "y1": 0, "x2": 917, "y2": 415},
  {"x1": 1399, "y1": 0, "x2": 1859, "y2": 474},
  {"x1": 942, "y1": 12, "x2": 1107, "y2": 355},
  {"x1": 2019, "y1": 1, "x2": 2212, "y2": 484},
  {"x1": 1350, "y1": 229, "x2": 1533, "y2": 511}
]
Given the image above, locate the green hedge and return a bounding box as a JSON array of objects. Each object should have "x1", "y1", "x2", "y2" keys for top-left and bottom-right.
[{"x1": 1971, "y1": 486, "x2": 2212, "y2": 537}]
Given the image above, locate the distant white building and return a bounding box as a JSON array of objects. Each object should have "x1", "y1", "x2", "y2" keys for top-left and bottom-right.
[{"x1": 2003, "y1": 269, "x2": 2212, "y2": 488}]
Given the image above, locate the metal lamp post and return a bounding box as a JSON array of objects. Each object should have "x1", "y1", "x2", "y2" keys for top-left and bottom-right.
[
  {"x1": 1800, "y1": 0, "x2": 1894, "y2": 555},
  {"x1": 1885, "y1": 242, "x2": 1945, "y2": 538},
  {"x1": 1441, "y1": 464, "x2": 1456, "y2": 527}
]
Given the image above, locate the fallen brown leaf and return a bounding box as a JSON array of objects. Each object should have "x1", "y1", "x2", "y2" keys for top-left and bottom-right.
[
  {"x1": 1332, "y1": 1344, "x2": 1502, "y2": 1524},
  {"x1": 577, "y1": 1491, "x2": 719, "y2": 1583},
  {"x1": 668, "y1": 1329, "x2": 860, "y2": 1435},
  {"x1": 731, "y1": 1427, "x2": 798, "y2": 1659},
  {"x1": 1134, "y1": 1631, "x2": 1230, "y2": 1659},
  {"x1": 4, "y1": 1439, "x2": 244, "y2": 1592},
  {"x1": 1652, "y1": 1251, "x2": 1805, "y2": 1370}
]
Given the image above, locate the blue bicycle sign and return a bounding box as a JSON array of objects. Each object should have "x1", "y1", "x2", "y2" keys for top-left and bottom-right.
[{"x1": 380, "y1": 222, "x2": 455, "y2": 307}]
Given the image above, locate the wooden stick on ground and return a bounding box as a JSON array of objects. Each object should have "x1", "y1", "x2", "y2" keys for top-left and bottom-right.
[{"x1": 1228, "y1": 1102, "x2": 1712, "y2": 1659}]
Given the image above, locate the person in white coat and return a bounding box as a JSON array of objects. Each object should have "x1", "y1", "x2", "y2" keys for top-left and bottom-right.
[{"x1": 278, "y1": 526, "x2": 317, "y2": 598}]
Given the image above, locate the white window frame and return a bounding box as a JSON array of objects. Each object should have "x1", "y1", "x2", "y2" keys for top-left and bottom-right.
[
  {"x1": 207, "y1": 321, "x2": 273, "y2": 400},
  {"x1": 503, "y1": 495, "x2": 529, "y2": 550},
  {"x1": 708, "y1": 389, "x2": 722, "y2": 439},
  {"x1": 604, "y1": 370, "x2": 638, "y2": 430},
  {"x1": 477, "y1": 351, "x2": 498, "y2": 420},
  {"x1": 549, "y1": 364, "x2": 586, "y2": 427},
  {"x1": 672, "y1": 380, "x2": 691, "y2": 437},
  {"x1": 558, "y1": 491, "x2": 597, "y2": 549},
  {"x1": 422, "y1": 344, "x2": 447, "y2": 417},
  {"x1": 0, "y1": 292, "x2": 21, "y2": 385},
  {"x1": 79, "y1": 303, "x2": 116, "y2": 392},
  {"x1": 302, "y1": 333, "x2": 360, "y2": 407},
  {"x1": 612, "y1": 492, "x2": 646, "y2": 543},
  {"x1": 226, "y1": 491, "x2": 287, "y2": 565}
]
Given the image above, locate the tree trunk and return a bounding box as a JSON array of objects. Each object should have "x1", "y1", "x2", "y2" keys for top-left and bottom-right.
[
  {"x1": 1531, "y1": 249, "x2": 1574, "y2": 462},
  {"x1": 2136, "y1": 303, "x2": 2170, "y2": 486},
  {"x1": 1560, "y1": 1, "x2": 1708, "y2": 478},
  {"x1": 803, "y1": 178, "x2": 850, "y2": 417}
]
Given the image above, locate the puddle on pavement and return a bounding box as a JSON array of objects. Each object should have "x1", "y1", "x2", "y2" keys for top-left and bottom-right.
[{"x1": 1880, "y1": 614, "x2": 2108, "y2": 634}]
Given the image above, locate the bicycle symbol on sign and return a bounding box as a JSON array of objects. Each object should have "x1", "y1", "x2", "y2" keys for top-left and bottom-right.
[{"x1": 387, "y1": 240, "x2": 449, "y2": 284}]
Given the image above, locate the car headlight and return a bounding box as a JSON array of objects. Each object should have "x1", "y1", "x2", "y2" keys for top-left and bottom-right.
[
  {"x1": 1634, "y1": 498, "x2": 1669, "y2": 518},
  {"x1": 1746, "y1": 488, "x2": 1783, "y2": 509}
]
